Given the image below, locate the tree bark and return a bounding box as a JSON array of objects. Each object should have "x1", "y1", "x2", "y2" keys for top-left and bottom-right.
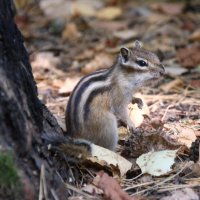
[
  {"x1": 0, "y1": 0, "x2": 63, "y2": 198},
  {"x1": 0, "y1": 0, "x2": 43, "y2": 153}
]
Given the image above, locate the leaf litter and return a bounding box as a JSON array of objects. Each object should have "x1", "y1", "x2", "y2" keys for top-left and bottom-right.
[{"x1": 14, "y1": 0, "x2": 200, "y2": 199}]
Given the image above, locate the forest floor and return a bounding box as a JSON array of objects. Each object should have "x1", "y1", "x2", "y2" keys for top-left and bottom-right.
[{"x1": 14, "y1": 0, "x2": 200, "y2": 199}]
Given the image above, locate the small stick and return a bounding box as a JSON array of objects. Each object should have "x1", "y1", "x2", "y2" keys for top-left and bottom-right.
[
  {"x1": 124, "y1": 181, "x2": 157, "y2": 191},
  {"x1": 157, "y1": 183, "x2": 200, "y2": 192},
  {"x1": 64, "y1": 182, "x2": 96, "y2": 199}
]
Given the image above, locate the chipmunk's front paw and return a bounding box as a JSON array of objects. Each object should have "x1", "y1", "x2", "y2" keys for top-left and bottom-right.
[{"x1": 132, "y1": 97, "x2": 143, "y2": 110}]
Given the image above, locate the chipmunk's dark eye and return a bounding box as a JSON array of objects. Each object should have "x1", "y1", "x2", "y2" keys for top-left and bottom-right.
[{"x1": 136, "y1": 60, "x2": 148, "y2": 67}]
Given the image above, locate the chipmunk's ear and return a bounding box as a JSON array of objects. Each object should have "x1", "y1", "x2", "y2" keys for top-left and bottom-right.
[
  {"x1": 134, "y1": 40, "x2": 143, "y2": 48},
  {"x1": 120, "y1": 47, "x2": 130, "y2": 63}
]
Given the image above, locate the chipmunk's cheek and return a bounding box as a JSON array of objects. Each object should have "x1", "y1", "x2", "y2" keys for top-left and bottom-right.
[{"x1": 151, "y1": 70, "x2": 163, "y2": 79}]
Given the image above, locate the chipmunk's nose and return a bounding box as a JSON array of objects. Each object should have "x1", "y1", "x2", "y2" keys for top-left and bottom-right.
[{"x1": 159, "y1": 64, "x2": 165, "y2": 76}]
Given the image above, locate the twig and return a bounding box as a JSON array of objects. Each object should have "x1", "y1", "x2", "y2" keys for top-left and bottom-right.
[
  {"x1": 157, "y1": 183, "x2": 200, "y2": 192},
  {"x1": 51, "y1": 189, "x2": 60, "y2": 200},
  {"x1": 161, "y1": 104, "x2": 173, "y2": 122},
  {"x1": 124, "y1": 173, "x2": 143, "y2": 182},
  {"x1": 64, "y1": 182, "x2": 95, "y2": 199},
  {"x1": 39, "y1": 164, "x2": 49, "y2": 200},
  {"x1": 124, "y1": 181, "x2": 157, "y2": 191}
]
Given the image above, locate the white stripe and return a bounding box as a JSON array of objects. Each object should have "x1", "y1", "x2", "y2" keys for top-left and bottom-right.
[
  {"x1": 69, "y1": 69, "x2": 108, "y2": 119},
  {"x1": 78, "y1": 77, "x2": 111, "y2": 125}
]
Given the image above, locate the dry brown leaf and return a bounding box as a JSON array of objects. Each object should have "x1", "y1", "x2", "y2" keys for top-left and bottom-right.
[
  {"x1": 189, "y1": 28, "x2": 200, "y2": 42},
  {"x1": 31, "y1": 52, "x2": 61, "y2": 70},
  {"x1": 160, "y1": 79, "x2": 184, "y2": 93},
  {"x1": 52, "y1": 79, "x2": 65, "y2": 89},
  {"x1": 94, "y1": 172, "x2": 135, "y2": 200},
  {"x1": 40, "y1": 0, "x2": 102, "y2": 19},
  {"x1": 156, "y1": 3, "x2": 184, "y2": 15},
  {"x1": 190, "y1": 80, "x2": 200, "y2": 89},
  {"x1": 82, "y1": 53, "x2": 113, "y2": 74},
  {"x1": 40, "y1": 0, "x2": 71, "y2": 19},
  {"x1": 71, "y1": 1, "x2": 97, "y2": 17},
  {"x1": 146, "y1": 13, "x2": 170, "y2": 24},
  {"x1": 59, "y1": 77, "x2": 81, "y2": 95},
  {"x1": 96, "y1": 7, "x2": 122, "y2": 20},
  {"x1": 62, "y1": 23, "x2": 81, "y2": 41},
  {"x1": 176, "y1": 46, "x2": 200, "y2": 68},
  {"x1": 113, "y1": 30, "x2": 138, "y2": 40},
  {"x1": 75, "y1": 49, "x2": 94, "y2": 61},
  {"x1": 164, "y1": 122, "x2": 197, "y2": 148},
  {"x1": 91, "y1": 21, "x2": 127, "y2": 32}
]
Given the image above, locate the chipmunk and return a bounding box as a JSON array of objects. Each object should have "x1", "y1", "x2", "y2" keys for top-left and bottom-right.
[
  {"x1": 42, "y1": 41, "x2": 165, "y2": 160},
  {"x1": 66, "y1": 41, "x2": 165, "y2": 149}
]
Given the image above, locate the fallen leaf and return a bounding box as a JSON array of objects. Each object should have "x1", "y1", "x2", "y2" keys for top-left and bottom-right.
[
  {"x1": 96, "y1": 7, "x2": 122, "y2": 20},
  {"x1": 189, "y1": 28, "x2": 200, "y2": 42},
  {"x1": 165, "y1": 64, "x2": 188, "y2": 76},
  {"x1": 113, "y1": 30, "x2": 138, "y2": 40},
  {"x1": 157, "y1": 3, "x2": 184, "y2": 15},
  {"x1": 52, "y1": 79, "x2": 65, "y2": 89},
  {"x1": 75, "y1": 49, "x2": 94, "y2": 61},
  {"x1": 129, "y1": 105, "x2": 144, "y2": 128},
  {"x1": 164, "y1": 122, "x2": 197, "y2": 148},
  {"x1": 176, "y1": 46, "x2": 200, "y2": 68},
  {"x1": 160, "y1": 79, "x2": 184, "y2": 93},
  {"x1": 31, "y1": 52, "x2": 61, "y2": 70},
  {"x1": 59, "y1": 77, "x2": 81, "y2": 95},
  {"x1": 129, "y1": 93, "x2": 149, "y2": 128},
  {"x1": 71, "y1": 1, "x2": 96, "y2": 17},
  {"x1": 94, "y1": 172, "x2": 135, "y2": 200},
  {"x1": 62, "y1": 23, "x2": 81, "y2": 41},
  {"x1": 136, "y1": 150, "x2": 178, "y2": 176},
  {"x1": 91, "y1": 21, "x2": 127, "y2": 32},
  {"x1": 40, "y1": 0, "x2": 72, "y2": 19},
  {"x1": 82, "y1": 53, "x2": 113, "y2": 74},
  {"x1": 161, "y1": 188, "x2": 199, "y2": 200},
  {"x1": 146, "y1": 13, "x2": 170, "y2": 24},
  {"x1": 89, "y1": 144, "x2": 132, "y2": 177},
  {"x1": 40, "y1": 0, "x2": 102, "y2": 19},
  {"x1": 190, "y1": 80, "x2": 200, "y2": 89}
]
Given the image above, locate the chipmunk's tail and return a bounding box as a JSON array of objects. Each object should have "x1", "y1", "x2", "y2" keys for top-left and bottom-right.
[{"x1": 41, "y1": 132, "x2": 92, "y2": 162}]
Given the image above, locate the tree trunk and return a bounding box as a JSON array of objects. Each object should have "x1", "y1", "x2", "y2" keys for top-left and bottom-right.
[
  {"x1": 0, "y1": 0, "x2": 63, "y2": 199},
  {"x1": 0, "y1": 0, "x2": 43, "y2": 154}
]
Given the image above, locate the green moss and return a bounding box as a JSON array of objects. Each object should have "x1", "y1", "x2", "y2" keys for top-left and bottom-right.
[{"x1": 0, "y1": 152, "x2": 19, "y2": 187}]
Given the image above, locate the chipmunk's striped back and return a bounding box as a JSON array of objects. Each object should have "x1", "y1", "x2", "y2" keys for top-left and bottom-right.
[{"x1": 66, "y1": 68, "x2": 113, "y2": 135}]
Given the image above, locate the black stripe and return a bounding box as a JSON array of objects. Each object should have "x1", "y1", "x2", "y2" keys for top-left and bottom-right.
[
  {"x1": 83, "y1": 86, "x2": 111, "y2": 120},
  {"x1": 66, "y1": 70, "x2": 106, "y2": 133},
  {"x1": 73, "y1": 69, "x2": 112, "y2": 129}
]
